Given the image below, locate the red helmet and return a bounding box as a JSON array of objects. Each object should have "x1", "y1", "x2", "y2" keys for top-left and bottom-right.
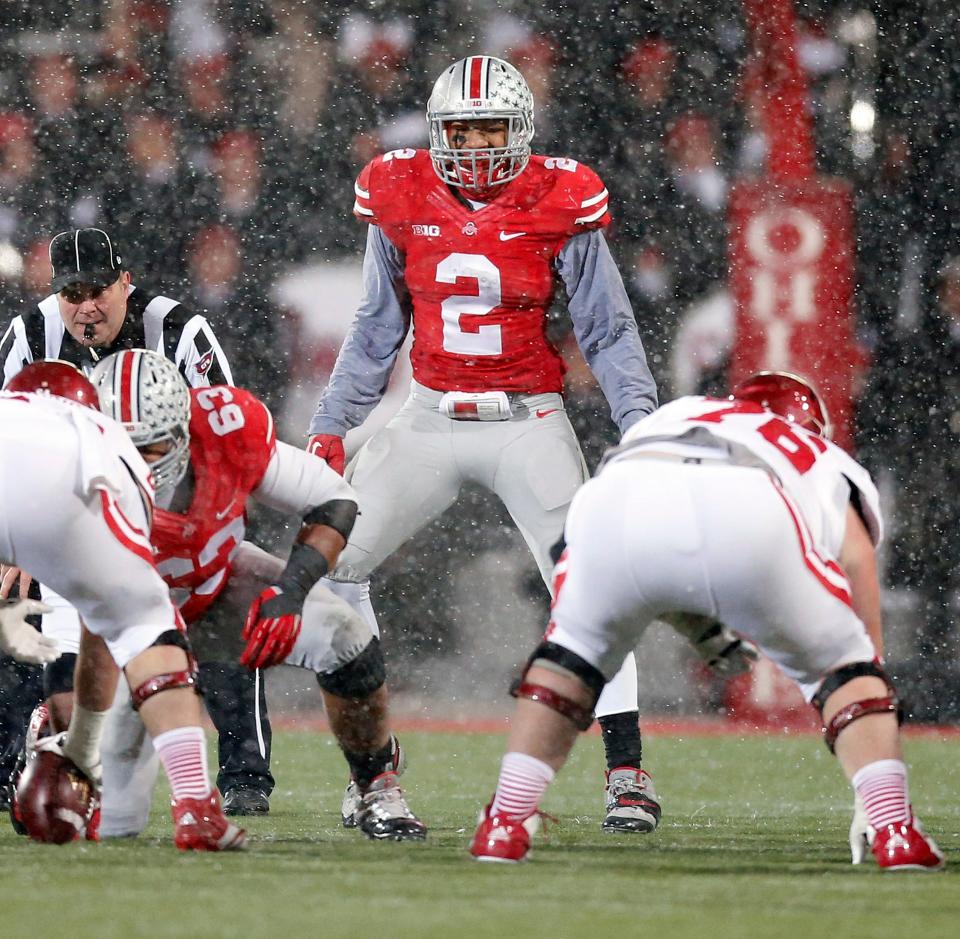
[
  {"x1": 4, "y1": 360, "x2": 99, "y2": 410},
  {"x1": 14, "y1": 747, "x2": 97, "y2": 844},
  {"x1": 731, "y1": 371, "x2": 831, "y2": 438}
]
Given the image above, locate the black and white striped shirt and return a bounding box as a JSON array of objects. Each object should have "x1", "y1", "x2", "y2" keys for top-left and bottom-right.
[{"x1": 0, "y1": 284, "x2": 233, "y2": 388}]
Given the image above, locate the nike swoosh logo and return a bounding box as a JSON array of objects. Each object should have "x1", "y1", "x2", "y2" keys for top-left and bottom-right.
[
  {"x1": 499, "y1": 231, "x2": 526, "y2": 241},
  {"x1": 535, "y1": 408, "x2": 559, "y2": 419},
  {"x1": 215, "y1": 500, "x2": 237, "y2": 521}
]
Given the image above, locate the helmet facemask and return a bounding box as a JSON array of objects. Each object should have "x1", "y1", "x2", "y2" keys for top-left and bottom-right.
[
  {"x1": 91, "y1": 349, "x2": 192, "y2": 501},
  {"x1": 427, "y1": 56, "x2": 534, "y2": 194}
]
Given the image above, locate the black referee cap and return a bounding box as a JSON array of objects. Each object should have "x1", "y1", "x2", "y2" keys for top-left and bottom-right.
[{"x1": 49, "y1": 228, "x2": 124, "y2": 293}]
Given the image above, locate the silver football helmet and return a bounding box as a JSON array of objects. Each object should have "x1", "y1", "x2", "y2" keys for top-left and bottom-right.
[
  {"x1": 427, "y1": 55, "x2": 534, "y2": 191},
  {"x1": 91, "y1": 349, "x2": 191, "y2": 498}
]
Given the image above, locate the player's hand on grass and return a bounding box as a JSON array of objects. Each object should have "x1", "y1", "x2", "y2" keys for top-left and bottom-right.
[
  {"x1": 306, "y1": 434, "x2": 346, "y2": 475},
  {"x1": 849, "y1": 792, "x2": 872, "y2": 864}
]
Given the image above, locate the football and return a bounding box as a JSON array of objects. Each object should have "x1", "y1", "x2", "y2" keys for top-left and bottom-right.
[{"x1": 15, "y1": 748, "x2": 96, "y2": 844}]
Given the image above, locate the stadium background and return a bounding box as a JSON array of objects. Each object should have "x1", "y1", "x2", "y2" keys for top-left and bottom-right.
[{"x1": 0, "y1": 0, "x2": 957, "y2": 724}]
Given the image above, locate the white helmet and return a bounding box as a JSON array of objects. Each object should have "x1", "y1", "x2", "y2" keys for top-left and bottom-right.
[
  {"x1": 91, "y1": 349, "x2": 191, "y2": 498},
  {"x1": 427, "y1": 55, "x2": 534, "y2": 191}
]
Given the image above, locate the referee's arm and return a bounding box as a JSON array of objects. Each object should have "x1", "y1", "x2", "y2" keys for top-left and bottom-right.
[
  {"x1": 164, "y1": 309, "x2": 234, "y2": 389},
  {"x1": 0, "y1": 316, "x2": 31, "y2": 386}
]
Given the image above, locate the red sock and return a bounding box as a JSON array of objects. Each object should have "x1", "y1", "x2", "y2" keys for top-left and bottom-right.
[
  {"x1": 851, "y1": 759, "x2": 910, "y2": 829},
  {"x1": 153, "y1": 727, "x2": 212, "y2": 801},
  {"x1": 490, "y1": 752, "x2": 555, "y2": 821}
]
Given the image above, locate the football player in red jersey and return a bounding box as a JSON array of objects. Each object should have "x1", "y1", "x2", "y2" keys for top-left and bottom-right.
[
  {"x1": 307, "y1": 56, "x2": 661, "y2": 831},
  {"x1": 7, "y1": 350, "x2": 425, "y2": 842}
]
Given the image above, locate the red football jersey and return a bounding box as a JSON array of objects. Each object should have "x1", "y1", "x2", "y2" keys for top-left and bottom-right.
[
  {"x1": 152, "y1": 386, "x2": 276, "y2": 623},
  {"x1": 353, "y1": 149, "x2": 611, "y2": 393}
]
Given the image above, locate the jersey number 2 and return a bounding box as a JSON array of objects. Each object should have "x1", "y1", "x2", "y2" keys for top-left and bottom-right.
[
  {"x1": 437, "y1": 253, "x2": 502, "y2": 356},
  {"x1": 196, "y1": 387, "x2": 245, "y2": 436}
]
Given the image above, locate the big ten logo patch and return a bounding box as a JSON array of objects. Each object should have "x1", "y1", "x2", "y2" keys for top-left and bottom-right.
[{"x1": 412, "y1": 224, "x2": 441, "y2": 237}]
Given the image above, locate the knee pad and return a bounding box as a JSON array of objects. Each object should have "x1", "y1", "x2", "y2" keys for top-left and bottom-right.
[
  {"x1": 812, "y1": 661, "x2": 903, "y2": 753},
  {"x1": 43, "y1": 652, "x2": 77, "y2": 698},
  {"x1": 316, "y1": 637, "x2": 386, "y2": 698},
  {"x1": 510, "y1": 640, "x2": 606, "y2": 732},
  {"x1": 129, "y1": 630, "x2": 199, "y2": 711}
]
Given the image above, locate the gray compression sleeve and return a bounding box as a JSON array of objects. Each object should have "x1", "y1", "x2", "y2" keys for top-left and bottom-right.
[
  {"x1": 556, "y1": 230, "x2": 658, "y2": 432},
  {"x1": 308, "y1": 226, "x2": 411, "y2": 436}
]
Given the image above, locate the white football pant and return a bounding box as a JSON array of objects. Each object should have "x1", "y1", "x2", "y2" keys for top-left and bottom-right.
[
  {"x1": 323, "y1": 381, "x2": 639, "y2": 717},
  {"x1": 548, "y1": 458, "x2": 876, "y2": 701}
]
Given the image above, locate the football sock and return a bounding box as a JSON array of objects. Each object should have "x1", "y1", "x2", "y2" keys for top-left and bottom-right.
[
  {"x1": 851, "y1": 758, "x2": 910, "y2": 829},
  {"x1": 62, "y1": 702, "x2": 108, "y2": 775},
  {"x1": 598, "y1": 710, "x2": 642, "y2": 770},
  {"x1": 491, "y1": 751, "x2": 555, "y2": 821},
  {"x1": 153, "y1": 726, "x2": 212, "y2": 801},
  {"x1": 345, "y1": 738, "x2": 395, "y2": 791}
]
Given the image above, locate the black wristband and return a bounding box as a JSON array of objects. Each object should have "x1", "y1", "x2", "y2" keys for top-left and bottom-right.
[
  {"x1": 278, "y1": 541, "x2": 329, "y2": 600},
  {"x1": 303, "y1": 499, "x2": 358, "y2": 542}
]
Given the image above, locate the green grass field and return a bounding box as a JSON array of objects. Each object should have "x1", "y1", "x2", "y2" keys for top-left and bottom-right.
[{"x1": 1, "y1": 728, "x2": 957, "y2": 939}]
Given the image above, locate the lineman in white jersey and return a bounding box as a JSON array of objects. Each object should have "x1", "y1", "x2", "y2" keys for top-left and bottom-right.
[{"x1": 470, "y1": 372, "x2": 945, "y2": 871}]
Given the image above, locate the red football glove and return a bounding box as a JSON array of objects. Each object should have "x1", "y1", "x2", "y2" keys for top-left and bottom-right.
[
  {"x1": 306, "y1": 434, "x2": 345, "y2": 475},
  {"x1": 240, "y1": 586, "x2": 303, "y2": 670}
]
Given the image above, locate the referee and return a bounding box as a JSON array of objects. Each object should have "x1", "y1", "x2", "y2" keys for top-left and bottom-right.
[{"x1": 0, "y1": 227, "x2": 274, "y2": 817}]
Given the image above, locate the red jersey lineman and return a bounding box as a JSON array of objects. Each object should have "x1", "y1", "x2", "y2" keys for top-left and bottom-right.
[
  {"x1": 90, "y1": 350, "x2": 425, "y2": 843},
  {"x1": 152, "y1": 385, "x2": 277, "y2": 624}
]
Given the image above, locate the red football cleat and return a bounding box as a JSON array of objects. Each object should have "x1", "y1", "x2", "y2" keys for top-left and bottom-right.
[
  {"x1": 171, "y1": 790, "x2": 247, "y2": 852},
  {"x1": 872, "y1": 817, "x2": 945, "y2": 871},
  {"x1": 470, "y1": 803, "x2": 538, "y2": 863}
]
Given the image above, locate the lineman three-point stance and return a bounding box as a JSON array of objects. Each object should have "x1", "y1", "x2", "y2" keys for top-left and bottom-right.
[{"x1": 471, "y1": 373, "x2": 945, "y2": 872}]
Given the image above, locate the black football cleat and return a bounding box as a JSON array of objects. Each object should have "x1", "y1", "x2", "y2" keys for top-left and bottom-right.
[
  {"x1": 222, "y1": 787, "x2": 270, "y2": 816},
  {"x1": 356, "y1": 771, "x2": 426, "y2": 842}
]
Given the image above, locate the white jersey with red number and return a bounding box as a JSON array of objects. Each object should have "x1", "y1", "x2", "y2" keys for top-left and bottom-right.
[
  {"x1": 0, "y1": 389, "x2": 154, "y2": 501},
  {"x1": 353, "y1": 149, "x2": 610, "y2": 393},
  {"x1": 544, "y1": 395, "x2": 882, "y2": 693},
  {"x1": 0, "y1": 392, "x2": 179, "y2": 666},
  {"x1": 615, "y1": 396, "x2": 882, "y2": 555},
  {"x1": 152, "y1": 386, "x2": 276, "y2": 623}
]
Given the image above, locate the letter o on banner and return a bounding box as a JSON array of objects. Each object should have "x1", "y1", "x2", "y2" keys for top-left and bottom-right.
[{"x1": 745, "y1": 207, "x2": 825, "y2": 270}]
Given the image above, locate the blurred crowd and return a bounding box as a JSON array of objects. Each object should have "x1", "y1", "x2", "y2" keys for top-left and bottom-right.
[{"x1": 0, "y1": 1, "x2": 958, "y2": 716}]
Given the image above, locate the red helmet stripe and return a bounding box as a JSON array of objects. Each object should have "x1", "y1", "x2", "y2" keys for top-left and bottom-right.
[
  {"x1": 118, "y1": 350, "x2": 137, "y2": 424},
  {"x1": 468, "y1": 56, "x2": 484, "y2": 99}
]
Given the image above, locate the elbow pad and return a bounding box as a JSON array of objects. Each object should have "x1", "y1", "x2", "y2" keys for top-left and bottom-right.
[{"x1": 303, "y1": 499, "x2": 359, "y2": 542}]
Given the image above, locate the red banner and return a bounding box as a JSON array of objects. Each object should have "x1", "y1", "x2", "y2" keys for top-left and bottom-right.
[{"x1": 728, "y1": 178, "x2": 859, "y2": 449}]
